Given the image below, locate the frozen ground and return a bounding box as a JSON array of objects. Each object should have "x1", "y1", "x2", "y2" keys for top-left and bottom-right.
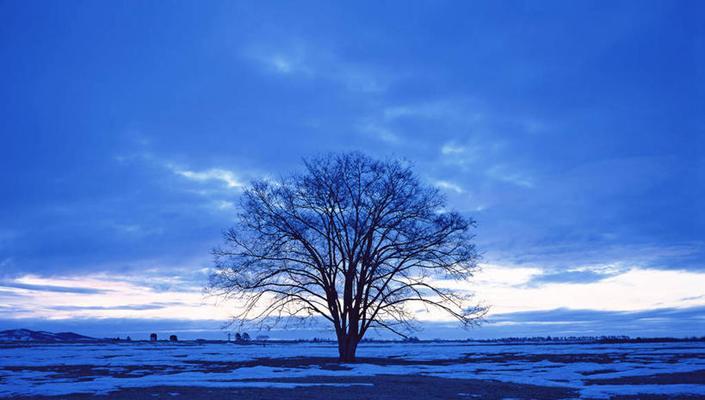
[{"x1": 1, "y1": 341, "x2": 704, "y2": 399}]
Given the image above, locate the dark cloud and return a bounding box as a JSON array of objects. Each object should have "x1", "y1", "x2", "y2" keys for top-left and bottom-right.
[
  {"x1": 48, "y1": 302, "x2": 189, "y2": 311},
  {"x1": 478, "y1": 307, "x2": 705, "y2": 338},
  {"x1": 680, "y1": 295, "x2": 705, "y2": 302},
  {"x1": 0, "y1": 289, "x2": 25, "y2": 298},
  {"x1": 490, "y1": 306, "x2": 705, "y2": 324},
  {"x1": 526, "y1": 270, "x2": 620, "y2": 286},
  {"x1": 0, "y1": 282, "x2": 109, "y2": 294}
]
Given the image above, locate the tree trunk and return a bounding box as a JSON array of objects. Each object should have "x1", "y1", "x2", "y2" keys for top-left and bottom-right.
[{"x1": 337, "y1": 333, "x2": 359, "y2": 362}]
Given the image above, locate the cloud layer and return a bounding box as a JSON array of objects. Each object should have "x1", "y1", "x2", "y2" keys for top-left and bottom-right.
[{"x1": 1, "y1": 1, "x2": 703, "y2": 337}]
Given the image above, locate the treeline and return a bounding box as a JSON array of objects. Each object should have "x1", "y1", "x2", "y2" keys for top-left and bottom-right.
[
  {"x1": 105, "y1": 335, "x2": 705, "y2": 344},
  {"x1": 471, "y1": 335, "x2": 705, "y2": 344},
  {"x1": 353, "y1": 335, "x2": 705, "y2": 344}
]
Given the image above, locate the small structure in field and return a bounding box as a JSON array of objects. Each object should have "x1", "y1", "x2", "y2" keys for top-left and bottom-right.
[
  {"x1": 234, "y1": 332, "x2": 251, "y2": 343},
  {"x1": 150, "y1": 333, "x2": 157, "y2": 342},
  {"x1": 169, "y1": 335, "x2": 178, "y2": 342}
]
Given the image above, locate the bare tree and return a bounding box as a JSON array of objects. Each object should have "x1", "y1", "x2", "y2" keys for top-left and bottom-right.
[{"x1": 209, "y1": 152, "x2": 486, "y2": 361}]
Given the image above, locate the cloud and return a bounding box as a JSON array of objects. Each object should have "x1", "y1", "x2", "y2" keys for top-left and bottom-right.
[
  {"x1": 119, "y1": 155, "x2": 248, "y2": 216},
  {"x1": 0, "y1": 289, "x2": 25, "y2": 298},
  {"x1": 434, "y1": 180, "x2": 465, "y2": 194},
  {"x1": 0, "y1": 0, "x2": 700, "y2": 342},
  {"x1": 489, "y1": 306, "x2": 705, "y2": 328},
  {"x1": 531, "y1": 270, "x2": 610, "y2": 284},
  {"x1": 128, "y1": 154, "x2": 245, "y2": 190},
  {"x1": 475, "y1": 305, "x2": 705, "y2": 338},
  {"x1": 488, "y1": 242, "x2": 705, "y2": 273},
  {"x1": 486, "y1": 165, "x2": 534, "y2": 188},
  {"x1": 471, "y1": 265, "x2": 705, "y2": 315},
  {"x1": 441, "y1": 143, "x2": 466, "y2": 155},
  {"x1": 173, "y1": 168, "x2": 244, "y2": 189},
  {"x1": 383, "y1": 100, "x2": 487, "y2": 126},
  {"x1": 526, "y1": 265, "x2": 627, "y2": 286},
  {"x1": 212, "y1": 200, "x2": 235, "y2": 210},
  {"x1": 680, "y1": 295, "x2": 705, "y2": 302},
  {"x1": 0, "y1": 273, "x2": 237, "y2": 321},
  {"x1": 49, "y1": 302, "x2": 190, "y2": 311},
  {"x1": 357, "y1": 121, "x2": 402, "y2": 144},
  {"x1": 0, "y1": 258, "x2": 14, "y2": 275},
  {"x1": 252, "y1": 50, "x2": 312, "y2": 76},
  {"x1": 0, "y1": 281, "x2": 109, "y2": 294},
  {"x1": 356, "y1": 100, "x2": 481, "y2": 147},
  {"x1": 244, "y1": 41, "x2": 393, "y2": 93},
  {"x1": 4, "y1": 265, "x2": 705, "y2": 339}
]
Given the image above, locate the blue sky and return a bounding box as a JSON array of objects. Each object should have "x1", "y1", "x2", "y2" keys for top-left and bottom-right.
[{"x1": 1, "y1": 1, "x2": 704, "y2": 339}]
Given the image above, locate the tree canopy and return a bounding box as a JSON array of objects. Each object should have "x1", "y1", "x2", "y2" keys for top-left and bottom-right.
[{"x1": 209, "y1": 152, "x2": 486, "y2": 361}]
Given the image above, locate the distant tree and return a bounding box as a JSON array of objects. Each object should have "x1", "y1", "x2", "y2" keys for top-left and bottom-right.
[
  {"x1": 209, "y1": 152, "x2": 486, "y2": 361},
  {"x1": 235, "y1": 332, "x2": 242, "y2": 342},
  {"x1": 242, "y1": 332, "x2": 251, "y2": 341}
]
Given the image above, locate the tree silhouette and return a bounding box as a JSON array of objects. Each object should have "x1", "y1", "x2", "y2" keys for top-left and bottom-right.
[{"x1": 209, "y1": 152, "x2": 486, "y2": 361}]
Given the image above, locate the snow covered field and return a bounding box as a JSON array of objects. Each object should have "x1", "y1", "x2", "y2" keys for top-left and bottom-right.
[{"x1": 1, "y1": 341, "x2": 704, "y2": 399}]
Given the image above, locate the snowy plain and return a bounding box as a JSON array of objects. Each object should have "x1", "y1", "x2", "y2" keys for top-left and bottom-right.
[{"x1": 0, "y1": 341, "x2": 704, "y2": 399}]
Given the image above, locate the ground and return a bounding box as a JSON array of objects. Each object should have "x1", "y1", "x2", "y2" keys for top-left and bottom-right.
[{"x1": 1, "y1": 341, "x2": 704, "y2": 399}]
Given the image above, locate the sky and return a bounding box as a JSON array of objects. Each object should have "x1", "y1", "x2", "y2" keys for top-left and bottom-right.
[{"x1": 1, "y1": 0, "x2": 704, "y2": 340}]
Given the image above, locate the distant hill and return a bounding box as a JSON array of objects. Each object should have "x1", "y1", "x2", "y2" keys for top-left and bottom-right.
[{"x1": 0, "y1": 329, "x2": 96, "y2": 342}]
